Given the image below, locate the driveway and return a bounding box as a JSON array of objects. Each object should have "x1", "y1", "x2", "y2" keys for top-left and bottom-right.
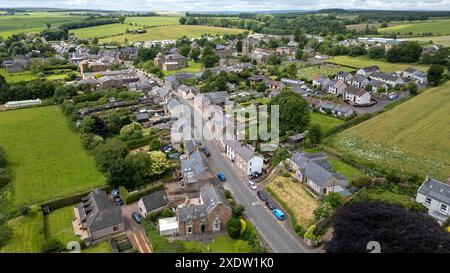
[
  {"x1": 182, "y1": 99, "x2": 313, "y2": 253},
  {"x1": 121, "y1": 202, "x2": 152, "y2": 253}
]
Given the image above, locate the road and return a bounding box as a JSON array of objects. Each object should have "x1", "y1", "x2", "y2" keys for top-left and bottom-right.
[
  {"x1": 183, "y1": 100, "x2": 311, "y2": 253},
  {"x1": 121, "y1": 202, "x2": 152, "y2": 253}
]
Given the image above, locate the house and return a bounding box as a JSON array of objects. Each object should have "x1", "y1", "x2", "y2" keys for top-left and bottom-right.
[
  {"x1": 98, "y1": 76, "x2": 123, "y2": 89},
  {"x1": 328, "y1": 80, "x2": 347, "y2": 96},
  {"x1": 154, "y1": 53, "x2": 188, "y2": 71},
  {"x1": 336, "y1": 71, "x2": 352, "y2": 83},
  {"x1": 177, "y1": 183, "x2": 232, "y2": 236},
  {"x1": 266, "y1": 79, "x2": 285, "y2": 91},
  {"x1": 5, "y1": 63, "x2": 25, "y2": 73},
  {"x1": 319, "y1": 101, "x2": 354, "y2": 117},
  {"x1": 73, "y1": 189, "x2": 125, "y2": 245},
  {"x1": 137, "y1": 190, "x2": 169, "y2": 217},
  {"x1": 225, "y1": 140, "x2": 264, "y2": 175},
  {"x1": 369, "y1": 79, "x2": 389, "y2": 93},
  {"x1": 248, "y1": 74, "x2": 271, "y2": 85},
  {"x1": 350, "y1": 75, "x2": 369, "y2": 88},
  {"x1": 287, "y1": 132, "x2": 308, "y2": 144},
  {"x1": 403, "y1": 67, "x2": 428, "y2": 85},
  {"x1": 344, "y1": 85, "x2": 372, "y2": 105},
  {"x1": 416, "y1": 174, "x2": 450, "y2": 225},
  {"x1": 288, "y1": 152, "x2": 350, "y2": 196},
  {"x1": 159, "y1": 217, "x2": 179, "y2": 236},
  {"x1": 356, "y1": 65, "x2": 380, "y2": 76},
  {"x1": 135, "y1": 112, "x2": 150, "y2": 122},
  {"x1": 205, "y1": 91, "x2": 229, "y2": 106},
  {"x1": 312, "y1": 75, "x2": 331, "y2": 89},
  {"x1": 79, "y1": 60, "x2": 107, "y2": 74},
  {"x1": 369, "y1": 72, "x2": 404, "y2": 87},
  {"x1": 276, "y1": 46, "x2": 296, "y2": 55}
]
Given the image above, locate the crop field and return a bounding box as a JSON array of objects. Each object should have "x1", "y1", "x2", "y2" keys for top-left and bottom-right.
[
  {"x1": 0, "y1": 211, "x2": 44, "y2": 253},
  {"x1": 409, "y1": 35, "x2": 450, "y2": 47},
  {"x1": 71, "y1": 23, "x2": 142, "y2": 39},
  {"x1": 100, "y1": 25, "x2": 246, "y2": 43},
  {"x1": 329, "y1": 81, "x2": 450, "y2": 180},
  {"x1": 295, "y1": 64, "x2": 354, "y2": 81},
  {"x1": 124, "y1": 16, "x2": 180, "y2": 27},
  {"x1": 0, "y1": 106, "x2": 105, "y2": 205},
  {"x1": 0, "y1": 12, "x2": 86, "y2": 37},
  {"x1": 268, "y1": 176, "x2": 319, "y2": 229},
  {"x1": 328, "y1": 56, "x2": 429, "y2": 72},
  {"x1": 378, "y1": 19, "x2": 450, "y2": 35}
]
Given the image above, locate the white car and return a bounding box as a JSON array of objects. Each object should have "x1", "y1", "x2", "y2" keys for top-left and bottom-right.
[
  {"x1": 248, "y1": 181, "x2": 257, "y2": 190},
  {"x1": 154, "y1": 112, "x2": 160, "y2": 117}
]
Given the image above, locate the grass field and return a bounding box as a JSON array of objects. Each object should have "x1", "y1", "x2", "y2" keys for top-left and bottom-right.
[
  {"x1": 296, "y1": 64, "x2": 354, "y2": 81},
  {"x1": 268, "y1": 176, "x2": 319, "y2": 229},
  {"x1": 0, "y1": 106, "x2": 105, "y2": 205},
  {"x1": 356, "y1": 187, "x2": 411, "y2": 206},
  {"x1": 0, "y1": 12, "x2": 86, "y2": 37},
  {"x1": 184, "y1": 235, "x2": 251, "y2": 253},
  {"x1": 82, "y1": 241, "x2": 112, "y2": 253},
  {"x1": 71, "y1": 23, "x2": 142, "y2": 39},
  {"x1": 0, "y1": 68, "x2": 76, "y2": 83},
  {"x1": 0, "y1": 211, "x2": 45, "y2": 253},
  {"x1": 328, "y1": 56, "x2": 429, "y2": 72},
  {"x1": 164, "y1": 61, "x2": 203, "y2": 76},
  {"x1": 124, "y1": 16, "x2": 180, "y2": 27},
  {"x1": 329, "y1": 81, "x2": 450, "y2": 180},
  {"x1": 100, "y1": 25, "x2": 246, "y2": 43},
  {"x1": 44, "y1": 206, "x2": 79, "y2": 245},
  {"x1": 328, "y1": 156, "x2": 367, "y2": 180},
  {"x1": 378, "y1": 19, "x2": 450, "y2": 35},
  {"x1": 310, "y1": 112, "x2": 344, "y2": 133},
  {"x1": 409, "y1": 35, "x2": 450, "y2": 47}
]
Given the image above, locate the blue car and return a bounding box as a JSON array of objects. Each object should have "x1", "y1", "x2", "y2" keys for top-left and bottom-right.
[
  {"x1": 273, "y1": 209, "x2": 286, "y2": 221},
  {"x1": 132, "y1": 212, "x2": 143, "y2": 224},
  {"x1": 217, "y1": 173, "x2": 226, "y2": 182}
]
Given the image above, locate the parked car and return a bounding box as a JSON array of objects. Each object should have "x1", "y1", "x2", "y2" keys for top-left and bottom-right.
[
  {"x1": 111, "y1": 189, "x2": 120, "y2": 197},
  {"x1": 257, "y1": 190, "x2": 267, "y2": 201},
  {"x1": 388, "y1": 92, "x2": 398, "y2": 100},
  {"x1": 199, "y1": 146, "x2": 210, "y2": 157},
  {"x1": 154, "y1": 112, "x2": 160, "y2": 117},
  {"x1": 249, "y1": 172, "x2": 261, "y2": 179},
  {"x1": 265, "y1": 199, "x2": 276, "y2": 210},
  {"x1": 114, "y1": 196, "x2": 123, "y2": 206},
  {"x1": 273, "y1": 209, "x2": 286, "y2": 221},
  {"x1": 248, "y1": 181, "x2": 257, "y2": 190},
  {"x1": 132, "y1": 212, "x2": 143, "y2": 224},
  {"x1": 217, "y1": 173, "x2": 226, "y2": 182}
]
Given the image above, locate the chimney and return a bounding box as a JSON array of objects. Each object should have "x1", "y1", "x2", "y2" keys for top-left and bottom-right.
[{"x1": 426, "y1": 172, "x2": 432, "y2": 182}]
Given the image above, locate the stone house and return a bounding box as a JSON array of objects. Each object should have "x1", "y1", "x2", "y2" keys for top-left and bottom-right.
[
  {"x1": 416, "y1": 174, "x2": 450, "y2": 225},
  {"x1": 154, "y1": 53, "x2": 188, "y2": 71}
]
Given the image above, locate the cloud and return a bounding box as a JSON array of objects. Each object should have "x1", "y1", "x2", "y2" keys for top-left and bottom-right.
[{"x1": 1, "y1": 0, "x2": 450, "y2": 11}]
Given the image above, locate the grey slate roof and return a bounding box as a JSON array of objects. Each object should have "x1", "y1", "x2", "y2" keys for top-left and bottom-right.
[
  {"x1": 226, "y1": 140, "x2": 257, "y2": 162},
  {"x1": 78, "y1": 189, "x2": 123, "y2": 232},
  {"x1": 140, "y1": 190, "x2": 169, "y2": 211},
  {"x1": 290, "y1": 151, "x2": 330, "y2": 171},
  {"x1": 360, "y1": 65, "x2": 380, "y2": 73},
  {"x1": 419, "y1": 177, "x2": 450, "y2": 205}
]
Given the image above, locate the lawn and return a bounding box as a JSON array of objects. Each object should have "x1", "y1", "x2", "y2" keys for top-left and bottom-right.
[
  {"x1": 310, "y1": 112, "x2": 344, "y2": 133},
  {"x1": 124, "y1": 16, "x2": 180, "y2": 27},
  {"x1": 0, "y1": 211, "x2": 45, "y2": 253},
  {"x1": 328, "y1": 157, "x2": 367, "y2": 180},
  {"x1": 329, "y1": 81, "x2": 450, "y2": 180},
  {"x1": 356, "y1": 187, "x2": 411, "y2": 206},
  {"x1": 0, "y1": 12, "x2": 86, "y2": 37},
  {"x1": 409, "y1": 35, "x2": 450, "y2": 47},
  {"x1": 328, "y1": 56, "x2": 429, "y2": 72},
  {"x1": 100, "y1": 25, "x2": 246, "y2": 43},
  {"x1": 184, "y1": 235, "x2": 251, "y2": 253},
  {"x1": 0, "y1": 106, "x2": 105, "y2": 205},
  {"x1": 378, "y1": 19, "x2": 450, "y2": 35},
  {"x1": 71, "y1": 23, "x2": 142, "y2": 39},
  {"x1": 267, "y1": 176, "x2": 319, "y2": 229},
  {"x1": 82, "y1": 241, "x2": 112, "y2": 253},
  {"x1": 292, "y1": 63, "x2": 354, "y2": 81},
  {"x1": 163, "y1": 60, "x2": 203, "y2": 76},
  {"x1": 0, "y1": 68, "x2": 76, "y2": 83},
  {"x1": 44, "y1": 206, "x2": 79, "y2": 245}
]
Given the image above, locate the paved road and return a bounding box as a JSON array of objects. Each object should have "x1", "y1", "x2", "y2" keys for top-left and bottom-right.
[
  {"x1": 183, "y1": 100, "x2": 311, "y2": 253},
  {"x1": 121, "y1": 202, "x2": 152, "y2": 253}
]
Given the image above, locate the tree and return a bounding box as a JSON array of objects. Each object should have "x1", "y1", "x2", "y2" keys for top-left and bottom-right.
[
  {"x1": 427, "y1": 65, "x2": 445, "y2": 86},
  {"x1": 308, "y1": 124, "x2": 323, "y2": 146},
  {"x1": 148, "y1": 151, "x2": 172, "y2": 177},
  {"x1": 227, "y1": 217, "x2": 242, "y2": 239},
  {"x1": 255, "y1": 82, "x2": 267, "y2": 92},
  {"x1": 236, "y1": 40, "x2": 243, "y2": 52},
  {"x1": 314, "y1": 192, "x2": 342, "y2": 220},
  {"x1": 41, "y1": 238, "x2": 65, "y2": 253},
  {"x1": 295, "y1": 49, "x2": 303, "y2": 60},
  {"x1": 179, "y1": 45, "x2": 191, "y2": 57},
  {"x1": 407, "y1": 82, "x2": 418, "y2": 95},
  {"x1": 287, "y1": 63, "x2": 297, "y2": 78},
  {"x1": 0, "y1": 225, "x2": 12, "y2": 248},
  {"x1": 202, "y1": 54, "x2": 220, "y2": 68},
  {"x1": 269, "y1": 91, "x2": 310, "y2": 135},
  {"x1": 190, "y1": 48, "x2": 201, "y2": 62},
  {"x1": 267, "y1": 55, "x2": 282, "y2": 65},
  {"x1": 78, "y1": 116, "x2": 95, "y2": 134},
  {"x1": 232, "y1": 204, "x2": 246, "y2": 218},
  {"x1": 367, "y1": 47, "x2": 385, "y2": 59},
  {"x1": 326, "y1": 201, "x2": 450, "y2": 253},
  {"x1": 179, "y1": 16, "x2": 187, "y2": 25},
  {"x1": 93, "y1": 139, "x2": 129, "y2": 187}
]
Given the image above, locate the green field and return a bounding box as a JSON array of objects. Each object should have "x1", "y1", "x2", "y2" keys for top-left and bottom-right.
[
  {"x1": 292, "y1": 64, "x2": 353, "y2": 81},
  {"x1": 329, "y1": 81, "x2": 450, "y2": 180},
  {"x1": 164, "y1": 60, "x2": 203, "y2": 76},
  {"x1": 0, "y1": 211, "x2": 45, "y2": 253},
  {"x1": 0, "y1": 68, "x2": 77, "y2": 83},
  {"x1": 378, "y1": 19, "x2": 450, "y2": 35},
  {"x1": 310, "y1": 112, "x2": 344, "y2": 133},
  {"x1": 0, "y1": 12, "x2": 86, "y2": 37},
  {"x1": 328, "y1": 56, "x2": 429, "y2": 72},
  {"x1": 409, "y1": 35, "x2": 450, "y2": 47},
  {"x1": 100, "y1": 25, "x2": 246, "y2": 43},
  {"x1": 328, "y1": 157, "x2": 367, "y2": 180},
  {"x1": 0, "y1": 106, "x2": 105, "y2": 205},
  {"x1": 71, "y1": 23, "x2": 142, "y2": 39},
  {"x1": 44, "y1": 206, "x2": 79, "y2": 245},
  {"x1": 124, "y1": 16, "x2": 180, "y2": 27}
]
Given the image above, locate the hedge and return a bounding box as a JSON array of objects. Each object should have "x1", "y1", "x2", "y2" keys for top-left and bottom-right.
[{"x1": 120, "y1": 182, "x2": 165, "y2": 204}]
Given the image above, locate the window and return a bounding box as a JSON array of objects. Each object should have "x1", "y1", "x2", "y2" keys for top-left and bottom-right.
[
  {"x1": 113, "y1": 226, "x2": 118, "y2": 231},
  {"x1": 425, "y1": 197, "x2": 432, "y2": 206},
  {"x1": 213, "y1": 218, "x2": 221, "y2": 231},
  {"x1": 187, "y1": 226, "x2": 192, "y2": 235},
  {"x1": 440, "y1": 204, "x2": 448, "y2": 213}
]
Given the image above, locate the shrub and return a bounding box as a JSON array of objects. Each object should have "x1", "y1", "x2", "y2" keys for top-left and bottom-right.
[
  {"x1": 122, "y1": 182, "x2": 165, "y2": 204},
  {"x1": 0, "y1": 224, "x2": 12, "y2": 248},
  {"x1": 20, "y1": 206, "x2": 30, "y2": 215},
  {"x1": 0, "y1": 175, "x2": 9, "y2": 187},
  {"x1": 224, "y1": 189, "x2": 232, "y2": 199},
  {"x1": 227, "y1": 217, "x2": 242, "y2": 239},
  {"x1": 351, "y1": 176, "x2": 372, "y2": 188},
  {"x1": 41, "y1": 238, "x2": 65, "y2": 253}
]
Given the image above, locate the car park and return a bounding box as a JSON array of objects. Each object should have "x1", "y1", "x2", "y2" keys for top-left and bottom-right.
[
  {"x1": 248, "y1": 181, "x2": 257, "y2": 190},
  {"x1": 273, "y1": 209, "x2": 286, "y2": 221},
  {"x1": 132, "y1": 212, "x2": 143, "y2": 224},
  {"x1": 217, "y1": 173, "x2": 226, "y2": 182}
]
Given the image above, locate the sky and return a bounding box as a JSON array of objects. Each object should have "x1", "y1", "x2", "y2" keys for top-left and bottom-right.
[{"x1": 1, "y1": 0, "x2": 450, "y2": 12}]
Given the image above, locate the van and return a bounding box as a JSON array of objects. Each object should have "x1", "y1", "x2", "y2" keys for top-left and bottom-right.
[{"x1": 273, "y1": 209, "x2": 285, "y2": 221}]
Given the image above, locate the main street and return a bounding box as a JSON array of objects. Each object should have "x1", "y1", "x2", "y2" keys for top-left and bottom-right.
[{"x1": 184, "y1": 100, "x2": 311, "y2": 253}]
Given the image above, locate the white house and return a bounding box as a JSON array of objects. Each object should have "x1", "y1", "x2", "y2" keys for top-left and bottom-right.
[
  {"x1": 356, "y1": 65, "x2": 380, "y2": 76},
  {"x1": 416, "y1": 175, "x2": 450, "y2": 225},
  {"x1": 225, "y1": 140, "x2": 264, "y2": 175},
  {"x1": 369, "y1": 72, "x2": 405, "y2": 87},
  {"x1": 327, "y1": 80, "x2": 347, "y2": 96},
  {"x1": 403, "y1": 67, "x2": 428, "y2": 85},
  {"x1": 344, "y1": 85, "x2": 372, "y2": 105}
]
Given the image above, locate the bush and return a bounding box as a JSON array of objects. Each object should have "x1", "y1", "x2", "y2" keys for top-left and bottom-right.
[
  {"x1": 351, "y1": 176, "x2": 372, "y2": 188},
  {"x1": 41, "y1": 238, "x2": 65, "y2": 253},
  {"x1": 227, "y1": 217, "x2": 242, "y2": 239},
  {"x1": 0, "y1": 224, "x2": 12, "y2": 248},
  {"x1": 121, "y1": 182, "x2": 165, "y2": 204},
  {"x1": 20, "y1": 206, "x2": 30, "y2": 215},
  {"x1": 224, "y1": 189, "x2": 232, "y2": 199},
  {"x1": 0, "y1": 175, "x2": 9, "y2": 187}
]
